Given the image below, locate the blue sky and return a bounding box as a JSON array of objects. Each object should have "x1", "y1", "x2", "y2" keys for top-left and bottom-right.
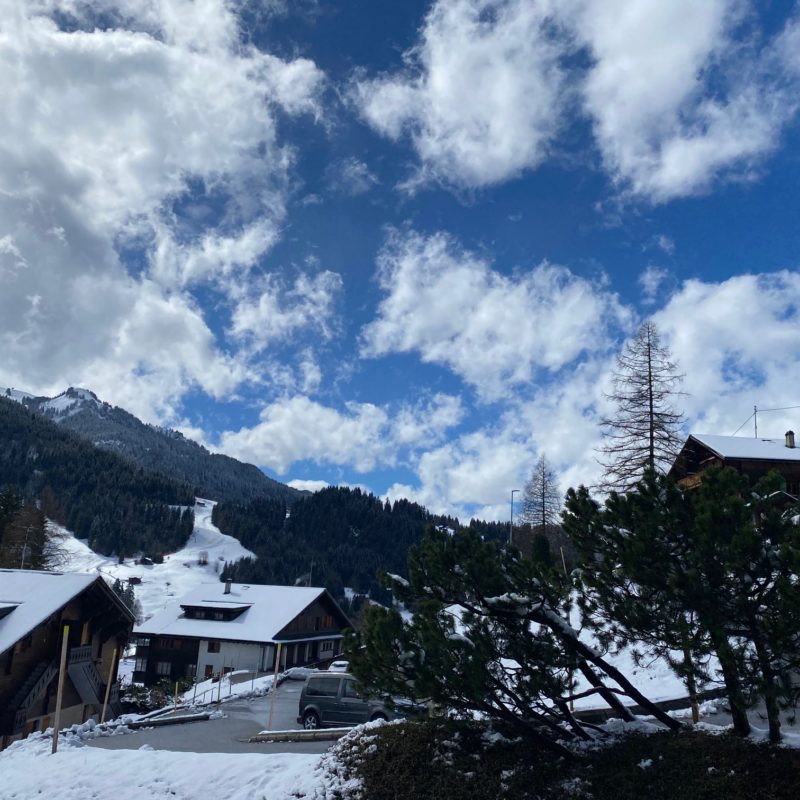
[{"x1": 2, "y1": 0, "x2": 800, "y2": 520}]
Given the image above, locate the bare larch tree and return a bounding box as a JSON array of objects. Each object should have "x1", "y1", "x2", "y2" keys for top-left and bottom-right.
[
  {"x1": 597, "y1": 321, "x2": 686, "y2": 493},
  {"x1": 522, "y1": 454, "x2": 561, "y2": 529}
]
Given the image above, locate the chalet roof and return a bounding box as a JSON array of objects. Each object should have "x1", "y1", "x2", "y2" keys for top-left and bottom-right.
[
  {"x1": 0, "y1": 570, "x2": 96, "y2": 656},
  {"x1": 688, "y1": 434, "x2": 800, "y2": 462},
  {"x1": 135, "y1": 582, "x2": 347, "y2": 644}
]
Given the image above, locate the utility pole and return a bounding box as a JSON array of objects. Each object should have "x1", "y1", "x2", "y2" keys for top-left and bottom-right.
[{"x1": 509, "y1": 489, "x2": 520, "y2": 546}]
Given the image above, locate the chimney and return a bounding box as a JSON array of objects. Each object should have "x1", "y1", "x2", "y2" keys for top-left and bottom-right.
[
  {"x1": 224, "y1": 578, "x2": 232, "y2": 595},
  {"x1": 786, "y1": 430, "x2": 795, "y2": 449}
]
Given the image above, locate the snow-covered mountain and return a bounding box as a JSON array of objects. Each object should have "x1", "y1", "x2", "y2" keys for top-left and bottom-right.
[{"x1": 3, "y1": 386, "x2": 300, "y2": 505}]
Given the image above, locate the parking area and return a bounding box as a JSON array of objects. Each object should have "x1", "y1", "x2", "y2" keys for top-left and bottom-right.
[{"x1": 89, "y1": 680, "x2": 332, "y2": 754}]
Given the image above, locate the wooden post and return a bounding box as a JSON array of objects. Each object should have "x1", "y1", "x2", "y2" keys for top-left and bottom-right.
[
  {"x1": 216, "y1": 663, "x2": 224, "y2": 704},
  {"x1": 192, "y1": 678, "x2": 198, "y2": 705},
  {"x1": 174, "y1": 681, "x2": 179, "y2": 708},
  {"x1": 51, "y1": 625, "x2": 70, "y2": 754},
  {"x1": 100, "y1": 647, "x2": 117, "y2": 723},
  {"x1": 267, "y1": 643, "x2": 282, "y2": 731}
]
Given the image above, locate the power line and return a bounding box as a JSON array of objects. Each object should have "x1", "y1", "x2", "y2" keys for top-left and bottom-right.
[
  {"x1": 729, "y1": 404, "x2": 800, "y2": 436},
  {"x1": 730, "y1": 412, "x2": 755, "y2": 437}
]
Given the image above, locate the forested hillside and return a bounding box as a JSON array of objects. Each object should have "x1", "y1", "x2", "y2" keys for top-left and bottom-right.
[
  {"x1": 9, "y1": 387, "x2": 299, "y2": 505},
  {"x1": 0, "y1": 397, "x2": 194, "y2": 558},
  {"x1": 214, "y1": 487, "x2": 461, "y2": 602}
]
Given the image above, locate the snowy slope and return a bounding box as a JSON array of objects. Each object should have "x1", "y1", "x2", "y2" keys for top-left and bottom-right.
[{"x1": 53, "y1": 499, "x2": 255, "y2": 620}]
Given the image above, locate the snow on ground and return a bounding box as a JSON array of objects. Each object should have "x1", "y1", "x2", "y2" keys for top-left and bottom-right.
[
  {"x1": 52, "y1": 499, "x2": 255, "y2": 620},
  {"x1": 0, "y1": 728, "x2": 325, "y2": 800},
  {"x1": 184, "y1": 671, "x2": 277, "y2": 705}
]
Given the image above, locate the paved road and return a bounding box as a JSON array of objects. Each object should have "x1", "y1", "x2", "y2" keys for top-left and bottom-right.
[{"x1": 90, "y1": 680, "x2": 332, "y2": 754}]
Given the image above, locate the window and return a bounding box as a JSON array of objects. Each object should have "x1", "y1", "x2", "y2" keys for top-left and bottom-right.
[
  {"x1": 320, "y1": 640, "x2": 334, "y2": 653},
  {"x1": 134, "y1": 657, "x2": 147, "y2": 672},
  {"x1": 213, "y1": 612, "x2": 224, "y2": 620},
  {"x1": 207, "y1": 641, "x2": 221, "y2": 653},
  {"x1": 305, "y1": 677, "x2": 341, "y2": 697},
  {"x1": 343, "y1": 680, "x2": 361, "y2": 699},
  {"x1": 185, "y1": 664, "x2": 197, "y2": 678},
  {"x1": 156, "y1": 662, "x2": 171, "y2": 676},
  {"x1": 135, "y1": 636, "x2": 150, "y2": 647}
]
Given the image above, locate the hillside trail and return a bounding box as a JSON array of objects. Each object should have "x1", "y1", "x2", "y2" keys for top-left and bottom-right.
[{"x1": 52, "y1": 498, "x2": 255, "y2": 619}]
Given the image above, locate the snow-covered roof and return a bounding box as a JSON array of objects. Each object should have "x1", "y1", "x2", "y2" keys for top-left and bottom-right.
[
  {"x1": 0, "y1": 570, "x2": 97, "y2": 655},
  {"x1": 689, "y1": 433, "x2": 800, "y2": 462},
  {"x1": 135, "y1": 582, "x2": 338, "y2": 644}
]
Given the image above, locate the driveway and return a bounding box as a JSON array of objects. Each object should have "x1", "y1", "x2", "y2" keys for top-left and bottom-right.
[{"x1": 90, "y1": 680, "x2": 332, "y2": 755}]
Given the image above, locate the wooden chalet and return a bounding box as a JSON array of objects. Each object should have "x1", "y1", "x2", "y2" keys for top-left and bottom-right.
[
  {"x1": 132, "y1": 580, "x2": 351, "y2": 686},
  {"x1": 0, "y1": 569, "x2": 134, "y2": 749},
  {"x1": 669, "y1": 431, "x2": 800, "y2": 494}
]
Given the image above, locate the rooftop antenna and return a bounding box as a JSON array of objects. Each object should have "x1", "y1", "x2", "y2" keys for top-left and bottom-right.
[{"x1": 754, "y1": 405, "x2": 758, "y2": 438}]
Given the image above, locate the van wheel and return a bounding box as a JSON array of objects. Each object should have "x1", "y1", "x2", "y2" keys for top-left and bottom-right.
[
  {"x1": 302, "y1": 711, "x2": 321, "y2": 730},
  {"x1": 369, "y1": 712, "x2": 387, "y2": 722}
]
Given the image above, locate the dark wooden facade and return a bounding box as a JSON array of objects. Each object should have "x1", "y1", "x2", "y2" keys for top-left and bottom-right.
[
  {"x1": 0, "y1": 575, "x2": 133, "y2": 749},
  {"x1": 669, "y1": 434, "x2": 800, "y2": 494}
]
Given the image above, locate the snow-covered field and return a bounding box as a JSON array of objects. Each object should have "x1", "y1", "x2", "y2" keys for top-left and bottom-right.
[
  {"x1": 52, "y1": 499, "x2": 255, "y2": 620},
  {"x1": 0, "y1": 730, "x2": 324, "y2": 800}
]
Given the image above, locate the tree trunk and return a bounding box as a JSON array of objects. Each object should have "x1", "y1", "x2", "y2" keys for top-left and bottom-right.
[
  {"x1": 752, "y1": 630, "x2": 781, "y2": 744},
  {"x1": 682, "y1": 644, "x2": 700, "y2": 724},
  {"x1": 714, "y1": 637, "x2": 750, "y2": 737}
]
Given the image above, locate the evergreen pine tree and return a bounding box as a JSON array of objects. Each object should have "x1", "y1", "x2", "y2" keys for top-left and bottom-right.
[
  {"x1": 345, "y1": 527, "x2": 680, "y2": 756},
  {"x1": 564, "y1": 467, "x2": 800, "y2": 743}
]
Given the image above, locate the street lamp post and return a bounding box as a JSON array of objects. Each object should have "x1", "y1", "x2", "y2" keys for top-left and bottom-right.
[{"x1": 509, "y1": 489, "x2": 520, "y2": 546}]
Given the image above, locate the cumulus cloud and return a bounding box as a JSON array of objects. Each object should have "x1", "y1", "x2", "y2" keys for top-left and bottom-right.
[
  {"x1": 655, "y1": 271, "x2": 800, "y2": 434},
  {"x1": 571, "y1": 0, "x2": 800, "y2": 202},
  {"x1": 0, "y1": 1, "x2": 326, "y2": 422},
  {"x1": 353, "y1": 0, "x2": 570, "y2": 189},
  {"x1": 228, "y1": 271, "x2": 343, "y2": 353},
  {"x1": 218, "y1": 393, "x2": 463, "y2": 475},
  {"x1": 384, "y1": 268, "x2": 800, "y2": 520},
  {"x1": 354, "y1": 0, "x2": 800, "y2": 202},
  {"x1": 361, "y1": 230, "x2": 630, "y2": 400}
]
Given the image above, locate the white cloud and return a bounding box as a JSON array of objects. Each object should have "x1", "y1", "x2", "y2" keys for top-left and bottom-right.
[
  {"x1": 353, "y1": 0, "x2": 800, "y2": 202},
  {"x1": 361, "y1": 230, "x2": 630, "y2": 400},
  {"x1": 638, "y1": 265, "x2": 669, "y2": 305},
  {"x1": 218, "y1": 392, "x2": 463, "y2": 475},
  {"x1": 353, "y1": 0, "x2": 569, "y2": 189},
  {"x1": 0, "y1": 1, "x2": 326, "y2": 422},
  {"x1": 325, "y1": 157, "x2": 379, "y2": 196},
  {"x1": 228, "y1": 271, "x2": 343, "y2": 352},
  {"x1": 572, "y1": 0, "x2": 800, "y2": 202},
  {"x1": 287, "y1": 479, "x2": 331, "y2": 493},
  {"x1": 655, "y1": 271, "x2": 800, "y2": 435}
]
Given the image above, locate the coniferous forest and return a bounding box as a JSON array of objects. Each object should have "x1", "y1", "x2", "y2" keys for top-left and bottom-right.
[
  {"x1": 214, "y1": 487, "x2": 461, "y2": 603},
  {"x1": 0, "y1": 397, "x2": 194, "y2": 558}
]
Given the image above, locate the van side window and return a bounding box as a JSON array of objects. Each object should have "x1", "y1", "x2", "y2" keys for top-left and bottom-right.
[
  {"x1": 305, "y1": 677, "x2": 340, "y2": 697},
  {"x1": 343, "y1": 680, "x2": 361, "y2": 699}
]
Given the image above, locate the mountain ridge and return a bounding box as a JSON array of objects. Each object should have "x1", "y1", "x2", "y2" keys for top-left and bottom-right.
[{"x1": 3, "y1": 386, "x2": 301, "y2": 506}]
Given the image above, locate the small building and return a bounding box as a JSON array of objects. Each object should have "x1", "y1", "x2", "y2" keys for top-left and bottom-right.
[
  {"x1": 668, "y1": 431, "x2": 800, "y2": 493},
  {"x1": 0, "y1": 569, "x2": 134, "y2": 749},
  {"x1": 132, "y1": 580, "x2": 351, "y2": 685}
]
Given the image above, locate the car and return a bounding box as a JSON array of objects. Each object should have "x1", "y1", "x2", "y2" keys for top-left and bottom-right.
[
  {"x1": 297, "y1": 672, "x2": 407, "y2": 729},
  {"x1": 327, "y1": 660, "x2": 349, "y2": 672}
]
